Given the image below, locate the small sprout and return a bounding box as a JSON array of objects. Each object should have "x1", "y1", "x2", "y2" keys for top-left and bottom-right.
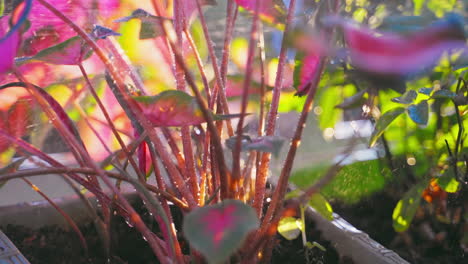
[{"x1": 306, "y1": 241, "x2": 326, "y2": 252}]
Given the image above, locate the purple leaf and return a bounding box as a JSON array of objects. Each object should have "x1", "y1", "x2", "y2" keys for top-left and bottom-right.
[
  {"x1": 0, "y1": 0, "x2": 32, "y2": 73},
  {"x1": 183, "y1": 199, "x2": 259, "y2": 263}
]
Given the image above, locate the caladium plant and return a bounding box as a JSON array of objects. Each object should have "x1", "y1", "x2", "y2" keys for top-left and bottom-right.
[{"x1": 1, "y1": 0, "x2": 468, "y2": 263}]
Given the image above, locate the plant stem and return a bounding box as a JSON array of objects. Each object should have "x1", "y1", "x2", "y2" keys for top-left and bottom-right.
[
  {"x1": 253, "y1": 0, "x2": 298, "y2": 216},
  {"x1": 174, "y1": 0, "x2": 200, "y2": 203},
  {"x1": 232, "y1": 0, "x2": 261, "y2": 188},
  {"x1": 147, "y1": 0, "x2": 232, "y2": 200},
  {"x1": 78, "y1": 63, "x2": 145, "y2": 181},
  {"x1": 192, "y1": 0, "x2": 234, "y2": 136}
]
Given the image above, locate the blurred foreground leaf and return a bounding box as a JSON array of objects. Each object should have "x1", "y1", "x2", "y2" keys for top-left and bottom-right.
[{"x1": 183, "y1": 200, "x2": 259, "y2": 264}]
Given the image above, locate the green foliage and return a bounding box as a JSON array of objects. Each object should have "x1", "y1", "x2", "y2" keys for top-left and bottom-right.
[
  {"x1": 369, "y1": 107, "x2": 405, "y2": 147},
  {"x1": 290, "y1": 160, "x2": 388, "y2": 204},
  {"x1": 436, "y1": 170, "x2": 461, "y2": 193},
  {"x1": 277, "y1": 216, "x2": 303, "y2": 240},
  {"x1": 392, "y1": 183, "x2": 425, "y2": 232},
  {"x1": 0, "y1": 0, "x2": 4, "y2": 17},
  {"x1": 308, "y1": 193, "x2": 334, "y2": 220},
  {"x1": 183, "y1": 200, "x2": 259, "y2": 264}
]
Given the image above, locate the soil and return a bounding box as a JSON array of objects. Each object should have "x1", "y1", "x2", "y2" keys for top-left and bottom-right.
[
  {"x1": 333, "y1": 191, "x2": 468, "y2": 264},
  {"x1": 2, "y1": 199, "x2": 349, "y2": 264}
]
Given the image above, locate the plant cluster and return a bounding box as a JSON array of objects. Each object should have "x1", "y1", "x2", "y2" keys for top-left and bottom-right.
[{"x1": 0, "y1": 0, "x2": 467, "y2": 263}]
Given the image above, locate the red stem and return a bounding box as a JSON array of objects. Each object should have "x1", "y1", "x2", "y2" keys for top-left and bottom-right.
[
  {"x1": 173, "y1": 0, "x2": 200, "y2": 203},
  {"x1": 78, "y1": 63, "x2": 145, "y2": 181},
  {"x1": 232, "y1": 0, "x2": 261, "y2": 187},
  {"x1": 253, "y1": 0, "x2": 298, "y2": 216}
]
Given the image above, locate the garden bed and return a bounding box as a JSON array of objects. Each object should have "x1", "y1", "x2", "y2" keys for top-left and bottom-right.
[{"x1": 1, "y1": 197, "x2": 344, "y2": 264}]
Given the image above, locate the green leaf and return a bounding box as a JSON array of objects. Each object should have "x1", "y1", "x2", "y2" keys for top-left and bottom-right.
[
  {"x1": 308, "y1": 193, "x2": 333, "y2": 221},
  {"x1": 431, "y1": 89, "x2": 457, "y2": 99},
  {"x1": 407, "y1": 100, "x2": 429, "y2": 125},
  {"x1": 418, "y1": 87, "x2": 433, "y2": 95},
  {"x1": 412, "y1": 0, "x2": 426, "y2": 15},
  {"x1": 369, "y1": 107, "x2": 405, "y2": 147},
  {"x1": 318, "y1": 86, "x2": 344, "y2": 130},
  {"x1": 391, "y1": 90, "x2": 418, "y2": 104},
  {"x1": 0, "y1": 0, "x2": 4, "y2": 16},
  {"x1": 392, "y1": 183, "x2": 425, "y2": 232},
  {"x1": 277, "y1": 217, "x2": 303, "y2": 240},
  {"x1": 436, "y1": 170, "x2": 460, "y2": 193},
  {"x1": 183, "y1": 200, "x2": 259, "y2": 264}
]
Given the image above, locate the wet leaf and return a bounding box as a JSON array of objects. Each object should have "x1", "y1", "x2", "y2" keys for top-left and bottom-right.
[
  {"x1": 392, "y1": 183, "x2": 425, "y2": 232},
  {"x1": 0, "y1": 0, "x2": 32, "y2": 73},
  {"x1": 308, "y1": 193, "x2": 334, "y2": 221},
  {"x1": 183, "y1": 200, "x2": 259, "y2": 264},
  {"x1": 407, "y1": 100, "x2": 428, "y2": 125},
  {"x1": 135, "y1": 90, "x2": 243, "y2": 127},
  {"x1": 391, "y1": 90, "x2": 418, "y2": 104},
  {"x1": 431, "y1": 89, "x2": 457, "y2": 99},
  {"x1": 369, "y1": 107, "x2": 405, "y2": 147},
  {"x1": 294, "y1": 52, "x2": 321, "y2": 96},
  {"x1": 277, "y1": 217, "x2": 303, "y2": 240}
]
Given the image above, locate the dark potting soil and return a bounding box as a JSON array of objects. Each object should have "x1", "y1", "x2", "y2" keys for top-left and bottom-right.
[
  {"x1": 2, "y1": 200, "x2": 349, "y2": 264},
  {"x1": 333, "y1": 191, "x2": 468, "y2": 264}
]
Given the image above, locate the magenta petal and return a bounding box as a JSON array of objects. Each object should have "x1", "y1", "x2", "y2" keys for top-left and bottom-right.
[{"x1": 0, "y1": 31, "x2": 19, "y2": 73}]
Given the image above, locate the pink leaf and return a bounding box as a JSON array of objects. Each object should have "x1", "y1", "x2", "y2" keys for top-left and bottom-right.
[
  {"x1": 330, "y1": 14, "x2": 467, "y2": 78},
  {"x1": 294, "y1": 53, "x2": 320, "y2": 96}
]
